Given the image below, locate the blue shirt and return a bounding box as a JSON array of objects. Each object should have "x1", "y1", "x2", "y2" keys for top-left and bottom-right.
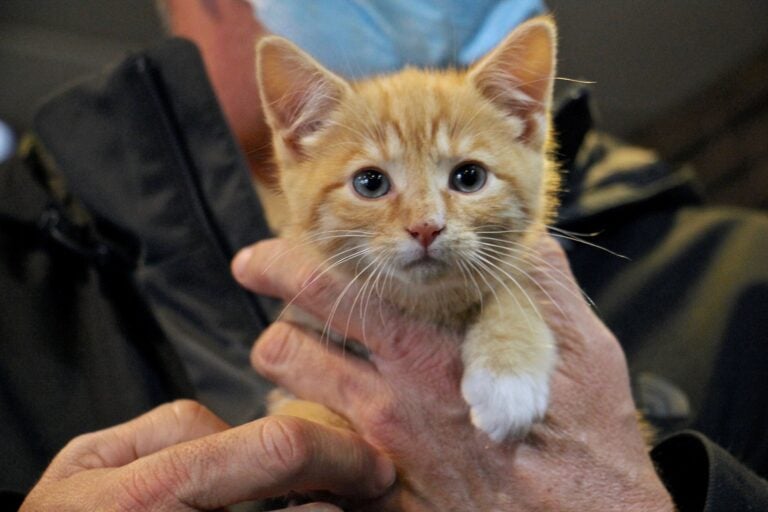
[{"x1": 247, "y1": 0, "x2": 546, "y2": 78}]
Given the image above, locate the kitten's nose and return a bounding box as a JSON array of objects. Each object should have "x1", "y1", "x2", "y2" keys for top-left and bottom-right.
[{"x1": 407, "y1": 223, "x2": 445, "y2": 248}]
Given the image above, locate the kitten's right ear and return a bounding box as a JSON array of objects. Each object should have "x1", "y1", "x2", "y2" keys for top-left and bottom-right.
[{"x1": 256, "y1": 36, "x2": 351, "y2": 159}]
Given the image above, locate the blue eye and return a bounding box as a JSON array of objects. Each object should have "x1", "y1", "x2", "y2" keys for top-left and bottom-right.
[
  {"x1": 450, "y1": 162, "x2": 487, "y2": 193},
  {"x1": 353, "y1": 168, "x2": 390, "y2": 198}
]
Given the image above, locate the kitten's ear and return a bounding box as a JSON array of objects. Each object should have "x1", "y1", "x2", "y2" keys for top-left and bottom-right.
[
  {"x1": 256, "y1": 36, "x2": 351, "y2": 159},
  {"x1": 469, "y1": 16, "x2": 557, "y2": 148}
]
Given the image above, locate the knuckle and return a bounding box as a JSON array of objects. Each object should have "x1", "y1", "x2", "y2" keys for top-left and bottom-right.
[
  {"x1": 113, "y1": 458, "x2": 187, "y2": 511},
  {"x1": 383, "y1": 321, "x2": 448, "y2": 366},
  {"x1": 255, "y1": 416, "x2": 313, "y2": 482},
  {"x1": 163, "y1": 399, "x2": 219, "y2": 441},
  {"x1": 55, "y1": 433, "x2": 111, "y2": 476},
  {"x1": 363, "y1": 401, "x2": 403, "y2": 441},
  {"x1": 113, "y1": 469, "x2": 160, "y2": 510},
  {"x1": 335, "y1": 369, "x2": 365, "y2": 403},
  {"x1": 62, "y1": 431, "x2": 95, "y2": 454},
  {"x1": 253, "y1": 322, "x2": 303, "y2": 370},
  {"x1": 168, "y1": 399, "x2": 211, "y2": 424},
  {"x1": 381, "y1": 321, "x2": 415, "y2": 362},
  {"x1": 300, "y1": 270, "x2": 338, "y2": 306}
]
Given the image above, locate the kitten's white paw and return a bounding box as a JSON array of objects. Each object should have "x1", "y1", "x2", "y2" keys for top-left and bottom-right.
[{"x1": 461, "y1": 368, "x2": 550, "y2": 442}]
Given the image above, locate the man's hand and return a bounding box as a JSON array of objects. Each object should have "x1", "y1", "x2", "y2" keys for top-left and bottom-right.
[
  {"x1": 232, "y1": 235, "x2": 676, "y2": 511},
  {"x1": 21, "y1": 400, "x2": 394, "y2": 511}
]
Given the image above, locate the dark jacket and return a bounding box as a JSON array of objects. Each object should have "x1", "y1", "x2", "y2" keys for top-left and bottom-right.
[{"x1": 1, "y1": 38, "x2": 766, "y2": 510}]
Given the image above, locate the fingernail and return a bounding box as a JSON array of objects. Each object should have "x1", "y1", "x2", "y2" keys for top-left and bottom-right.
[
  {"x1": 374, "y1": 455, "x2": 397, "y2": 491},
  {"x1": 232, "y1": 247, "x2": 253, "y2": 280}
]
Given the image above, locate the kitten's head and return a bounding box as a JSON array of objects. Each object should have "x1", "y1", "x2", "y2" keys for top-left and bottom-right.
[{"x1": 256, "y1": 17, "x2": 559, "y2": 313}]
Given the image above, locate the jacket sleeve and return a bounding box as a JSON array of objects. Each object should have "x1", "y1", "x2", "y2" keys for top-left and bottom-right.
[{"x1": 652, "y1": 431, "x2": 768, "y2": 511}]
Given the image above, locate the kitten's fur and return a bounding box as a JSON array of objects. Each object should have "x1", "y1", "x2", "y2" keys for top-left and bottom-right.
[{"x1": 255, "y1": 17, "x2": 559, "y2": 441}]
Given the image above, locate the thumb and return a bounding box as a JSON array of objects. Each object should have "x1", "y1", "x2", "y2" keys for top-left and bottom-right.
[{"x1": 45, "y1": 400, "x2": 228, "y2": 481}]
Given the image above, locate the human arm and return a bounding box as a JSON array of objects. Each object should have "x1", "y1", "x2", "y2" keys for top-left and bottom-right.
[
  {"x1": 19, "y1": 400, "x2": 394, "y2": 511},
  {"x1": 231, "y1": 235, "x2": 675, "y2": 511},
  {"x1": 162, "y1": 0, "x2": 272, "y2": 178}
]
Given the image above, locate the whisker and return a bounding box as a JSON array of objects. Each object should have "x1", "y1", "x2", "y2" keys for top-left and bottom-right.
[
  {"x1": 456, "y1": 258, "x2": 484, "y2": 313},
  {"x1": 472, "y1": 254, "x2": 538, "y2": 330},
  {"x1": 275, "y1": 246, "x2": 370, "y2": 325},
  {"x1": 478, "y1": 250, "x2": 568, "y2": 320},
  {"x1": 346, "y1": 250, "x2": 389, "y2": 345},
  {"x1": 547, "y1": 226, "x2": 629, "y2": 260},
  {"x1": 300, "y1": 244, "x2": 369, "y2": 288},
  {"x1": 464, "y1": 257, "x2": 504, "y2": 315},
  {"x1": 322, "y1": 253, "x2": 379, "y2": 348},
  {"x1": 261, "y1": 229, "x2": 374, "y2": 274},
  {"x1": 476, "y1": 238, "x2": 595, "y2": 307}
]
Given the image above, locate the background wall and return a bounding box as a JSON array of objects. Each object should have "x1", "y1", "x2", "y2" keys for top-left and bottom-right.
[
  {"x1": 548, "y1": 0, "x2": 768, "y2": 209},
  {"x1": 1, "y1": 0, "x2": 767, "y2": 208}
]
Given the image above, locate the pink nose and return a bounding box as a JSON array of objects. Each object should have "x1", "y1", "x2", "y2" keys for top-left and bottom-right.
[{"x1": 407, "y1": 223, "x2": 445, "y2": 248}]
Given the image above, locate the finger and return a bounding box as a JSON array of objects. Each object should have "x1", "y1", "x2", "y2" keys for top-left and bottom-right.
[
  {"x1": 285, "y1": 504, "x2": 343, "y2": 512},
  {"x1": 233, "y1": 239, "x2": 438, "y2": 360},
  {"x1": 48, "y1": 400, "x2": 228, "y2": 480},
  {"x1": 252, "y1": 321, "x2": 381, "y2": 418},
  {"x1": 126, "y1": 415, "x2": 395, "y2": 508}
]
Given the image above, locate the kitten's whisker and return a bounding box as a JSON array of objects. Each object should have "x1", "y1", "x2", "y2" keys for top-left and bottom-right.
[
  {"x1": 275, "y1": 246, "x2": 371, "y2": 326},
  {"x1": 554, "y1": 76, "x2": 596, "y2": 85},
  {"x1": 379, "y1": 257, "x2": 398, "y2": 326},
  {"x1": 306, "y1": 228, "x2": 377, "y2": 237},
  {"x1": 457, "y1": 258, "x2": 484, "y2": 313},
  {"x1": 454, "y1": 258, "x2": 471, "y2": 293},
  {"x1": 347, "y1": 251, "x2": 388, "y2": 345},
  {"x1": 361, "y1": 251, "x2": 393, "y2": 343},
  {"x1": 475, "y1": 255, "x2": 542, "y2": 330},
  {"x1": 301, "y1": 244, "x2": 369, "y2": 289},
  {"x1": 261, "y1": 230, "x2": 373, "y2": 275},
  {"x1": 464, "y1": 257, "x2": 502, "y2": 315},
  {"x1": 303, "y1": 230, "x2": 376, "y2": 246},
  {"x1": 323, "y1": 253, "x2": 378, "y2": 348},
  {"x1": 479, "y1": 250, "x2": 568, "y2": 320},
  {"x1": 546, "y1": 227, "x2": 629, "y2": 260},
  {"x1": 365, "y1": 250, "x2": 392, "y2": 316},
  {"x1": 477, "y1": 240, "x2": 595, "y2": 307},
  {"x1": 260, "y1": 235, "x2": 317, "y2": 275},
  {"x1": 547, "y1": 226, "x2": 602, "y2": 238},
  {"x1": 474, "y1": 229, "x2": 530, "y2": 235},
  {"x1": 363, "y1": 250, "x2": 394, "y2": 342},
  {"x1": 472, "y1": 254, "x2": 537, "y2": 330}
]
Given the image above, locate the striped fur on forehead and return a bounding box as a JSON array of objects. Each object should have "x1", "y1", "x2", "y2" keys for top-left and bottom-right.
[{"x1": 341, "y1": 68, "x2": 528, "y2": 164}]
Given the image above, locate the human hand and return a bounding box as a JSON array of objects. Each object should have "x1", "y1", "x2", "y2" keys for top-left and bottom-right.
[
  {"x1": 232, "y1": 235, "x2": 676, "y2": 511},
  {"x1": 20, "y1": 400, "x2": 394, "y2": 511}
]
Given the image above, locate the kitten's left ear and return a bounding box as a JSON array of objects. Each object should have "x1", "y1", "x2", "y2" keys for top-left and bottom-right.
[
  {"x1": 256, "y1": 36, "x2": 352, "y2": 160},
  {"x1": 469, "y1": 16, "x2": 557, "y2": 148}
]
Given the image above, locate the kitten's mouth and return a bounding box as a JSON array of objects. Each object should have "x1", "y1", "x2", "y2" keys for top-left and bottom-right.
[
  {"x1": 405, "y1": 253, "x2": 442, "y2": 268},
  {"x1": 402, "y1": 254, "x2": 445, "y2": 271}
]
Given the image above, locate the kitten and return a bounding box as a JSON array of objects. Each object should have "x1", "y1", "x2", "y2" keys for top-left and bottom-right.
[{"x1": 254, "y1": 16, "x2": 560, "y2": 442}]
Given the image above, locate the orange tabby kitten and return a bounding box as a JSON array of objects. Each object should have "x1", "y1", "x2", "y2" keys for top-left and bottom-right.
[{"x1": 254, "y1": 16, "x2": 559, "y2": 442}]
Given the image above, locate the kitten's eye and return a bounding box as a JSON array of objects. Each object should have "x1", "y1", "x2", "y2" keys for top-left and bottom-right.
[
  {"x1": 450, "y1": 162, "x2": 487, "y2": 193},
  {"x1": 352, "y1": 168, "x2": 391, "y2": 199}
]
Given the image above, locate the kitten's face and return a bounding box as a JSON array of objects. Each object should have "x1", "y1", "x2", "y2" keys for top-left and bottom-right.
[{"x1": 257, "y1": 17, "x2": 558, "y2": 301}]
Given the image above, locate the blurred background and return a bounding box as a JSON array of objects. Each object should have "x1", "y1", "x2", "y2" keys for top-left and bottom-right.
[{"x1": 1, "y1": 0, "x2": 767, "y2": 209}]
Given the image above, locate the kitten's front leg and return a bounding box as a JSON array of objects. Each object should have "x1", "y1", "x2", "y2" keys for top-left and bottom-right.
[{"x1": 461, "y1": 292, "x2": 556, "y2": 442}]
